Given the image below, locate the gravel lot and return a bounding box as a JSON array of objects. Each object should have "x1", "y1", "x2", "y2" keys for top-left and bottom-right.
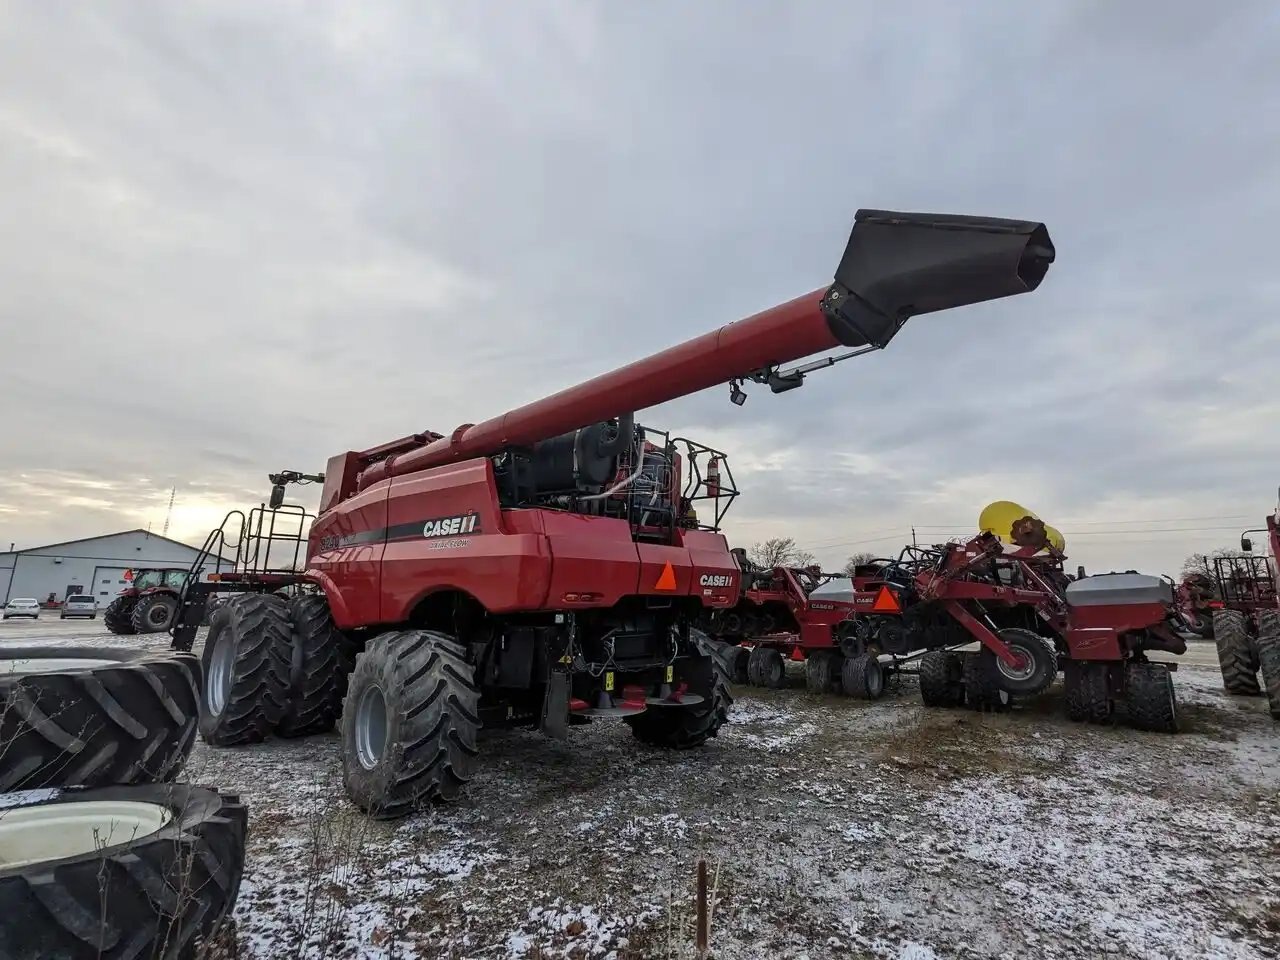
[{"x1": 3, "y1": 618, "x2": 1278, "y2": 960}]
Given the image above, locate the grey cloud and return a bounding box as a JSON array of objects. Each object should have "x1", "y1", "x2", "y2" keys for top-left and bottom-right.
[{"x1": 1, "y1": 1, "x2": 1277, "y2": 579}]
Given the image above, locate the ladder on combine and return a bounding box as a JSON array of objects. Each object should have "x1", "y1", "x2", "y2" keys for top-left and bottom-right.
[{"x1": 170, "y1": 504, "x2": 314, "y2": 651}]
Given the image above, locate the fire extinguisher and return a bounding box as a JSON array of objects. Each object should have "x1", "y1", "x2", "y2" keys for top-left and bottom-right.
[{"x1": 706, "y1": 457, "x2": 721, "y2": 498}]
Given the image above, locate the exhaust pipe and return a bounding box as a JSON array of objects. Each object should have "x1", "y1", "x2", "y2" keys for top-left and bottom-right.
[{"x1": 822, "y1": 210, "x2": 1055, "y2": 348}]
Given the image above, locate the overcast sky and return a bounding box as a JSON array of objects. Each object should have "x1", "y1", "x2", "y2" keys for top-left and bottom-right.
[{"x1": 1, "y1": 2, "x2": 1278, "y2": 577}]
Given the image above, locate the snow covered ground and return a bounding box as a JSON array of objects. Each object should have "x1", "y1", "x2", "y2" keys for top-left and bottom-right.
[{"x1": 5, "y1": 619, "x2": 1278, "y2": 959}]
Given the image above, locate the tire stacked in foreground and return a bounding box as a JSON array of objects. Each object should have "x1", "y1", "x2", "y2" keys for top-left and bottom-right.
[{"x1": 0, "y1": 645, "x2": 248, "y2": 958}]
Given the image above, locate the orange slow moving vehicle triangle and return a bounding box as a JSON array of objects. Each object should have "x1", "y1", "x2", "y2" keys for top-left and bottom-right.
[
  {"x1": 654, "y1": 562, "x2": 677, "y2": 591},
  {"x1": 871, "y1": 585, "x2": 901, "y2": 613}
]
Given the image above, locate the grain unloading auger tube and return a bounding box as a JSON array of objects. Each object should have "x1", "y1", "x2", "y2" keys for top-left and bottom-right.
[{"x1": 342, "y1": 210, "x2": 1055, "y2": 499}]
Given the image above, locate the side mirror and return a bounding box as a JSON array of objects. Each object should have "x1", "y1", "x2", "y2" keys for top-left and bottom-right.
[
  {"x1": 269, "y1": 484, "x2": 286, "y2": 509},
  {"x1": 1241, "y1": 536, "x2": 1253, "y2": 553}
]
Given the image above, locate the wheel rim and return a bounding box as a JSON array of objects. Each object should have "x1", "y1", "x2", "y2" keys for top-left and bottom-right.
[
  {"x1": 1, "y1": 657, "x2": 117, "y2": 675},
  {"x1": 0, "y1": 800, "x2": 171, "y2": 870},
  {"x1": 207, "y1": 629, "x2": 236, "y2": 716},
  {"x1": 995, "y1": 643, "x2": 1038, "y2": 683},
  {"x1": 355, "y1": 684, "x2": 389, "y2": 770},
  {"x1": 148, "y1": 602, "x2": 172, "y2": 627}
]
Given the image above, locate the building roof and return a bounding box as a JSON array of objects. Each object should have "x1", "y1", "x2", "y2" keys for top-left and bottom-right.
[{"x1": 9, "y1": 529, "x2": 205, "y2": 556}]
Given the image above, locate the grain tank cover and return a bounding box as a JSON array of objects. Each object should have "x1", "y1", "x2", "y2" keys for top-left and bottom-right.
[
  {"x1": 1065, "y1": 573, "x2": 1173, "y2": 608},
  {"x1": 822, "y1": 210, "x2": 1055, "y2": 348}
]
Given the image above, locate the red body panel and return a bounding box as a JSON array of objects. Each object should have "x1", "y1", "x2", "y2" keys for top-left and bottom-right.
[
  {"x1": 1063, "y1": 602, "x2": 1169, "y2": 661},
  {"x1": 730, "y1": 568, "x2": 856, "y2": 652},
  {"x1": 308, "y1": 456, "x2": 741, "y2": 628}
]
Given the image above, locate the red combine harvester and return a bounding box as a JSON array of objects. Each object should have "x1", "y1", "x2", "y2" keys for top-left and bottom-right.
[
  {"x1": 1211, "y1": 494, "x2": 1280, "y2": 715},
  {"x1": 173, "y1": 210, "x2": 1054, "y2": 815},
  {"x1": 705, "y1": 557, "x2": 862, "y2": 693}
]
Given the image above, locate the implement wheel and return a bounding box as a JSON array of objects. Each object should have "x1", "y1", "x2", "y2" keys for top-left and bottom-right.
[
  {"x1": 103, "y1": 596, "x2": 137, "y2": 635},
  {"x1": 341, "y1": 630, "x2": 480, "y2": 817},
  {"x1": 842, "y1": 653, "x2": 885, "y2": 700},
  {"x1": 1213, "y1": 609, "x2": 1261, "y2": 695},
  {"x1": 627, "y1": 630, "x2": 733, "y2": 749},
  {"x1": 198, "y1": 594, "x2": 293, "y2": 746},
  {"x1": 1064, "y1": 659, "x2": 1113, "y2": 723},
  {"x1": 727, "y1": 645, "x2": 750, "y2": 685},
  {"x1": 747, "y1": 647, "x2": 786, "y2": 689},
  {"x1": 1125, "y1": 661, "x2": 1178, "y2": 732},
  {"x1": 805, "y1": 651, "x2": 841, "y2": 693},
  {"x1": 962, "y1": 651, "x2": 1010, "y2": 712},
  {"x1": 990, "y1": 628, "x2": 1057, "y2": 695},
  {"x1": 1256, "y1": 609, "x2": 1280, "y2": 720},
  {"x1": 919, "y1": 651, "x2": 964, "y2": 707}
]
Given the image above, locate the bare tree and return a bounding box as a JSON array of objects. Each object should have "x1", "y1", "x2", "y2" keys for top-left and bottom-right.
[
  {"x1": 748, "y1": 537, "x2": 815, "y2": 569},
  {"x1": 1181, "y1": 548, "x2": 1236, "y2": 580},
  {"x1": 842, "y1": 552, "x2": 879, "y2": 576}
]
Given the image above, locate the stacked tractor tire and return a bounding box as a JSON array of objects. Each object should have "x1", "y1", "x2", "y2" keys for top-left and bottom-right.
[
  {"x1": 1214, "y1": 608, "x2": 1280, "y2": 719},
  {"x1": 0, "y1": 645, "x2": 247, "y2": 959}
]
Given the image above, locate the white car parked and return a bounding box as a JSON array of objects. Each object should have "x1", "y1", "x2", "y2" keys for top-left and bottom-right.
[
  {"x1": 3, "y1": 598, "x2": 41, "y2": 620},
  {"x1": 60, "y1": 594, "x2": 97, "y2": 619}
]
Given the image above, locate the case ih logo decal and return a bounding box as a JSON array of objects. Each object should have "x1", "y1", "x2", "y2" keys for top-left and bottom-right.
[
  {"x1": 699, "y1": 574, "x2": 734, "y2": 588},
  {"x1": 423, "y1": 513, "x2": 480, "y2": 539}
]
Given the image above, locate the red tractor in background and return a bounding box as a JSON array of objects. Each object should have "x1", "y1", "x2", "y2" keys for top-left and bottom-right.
[
  {"x1": 705, "y1": 555, "x2": 862, "y2": 693},
  {"x1": 103, "y1": 567, "x2": 192, "y2": 634},
  {"x1": 172, "y1": 209, "x2": 1055, "y2": 816},
  {"x1": 1211, "y1": 495, "x2": 1280, "y2": 716}
]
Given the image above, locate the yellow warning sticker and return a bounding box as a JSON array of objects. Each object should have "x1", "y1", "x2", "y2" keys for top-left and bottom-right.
[
  {"x1": 604, "y1": 671, "x2": 615, "y2": 692},
  {"x1": 665, "y1": 665, "x2": 674, "y2": 683}
]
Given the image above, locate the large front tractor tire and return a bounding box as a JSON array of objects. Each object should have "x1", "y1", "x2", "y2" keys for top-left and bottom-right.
[
  {"x1": 130, "y1": 593, "x2": 179, "y2": 634},
  {"x1": 198, "y1": 594, "x2": 293, "y2": 746},
  {"x1": 1213, "y1": 609, "x2": 1261, "y2": 695},
  {"x1": 341, "y1": 630, "x2": 480, "y2": 818},
  {"x1": 102, "y1": 596, "x2": 137, "y2": 635},
  {"x1": 626, "y1": 631, "x2": 734, "y2": 749}
]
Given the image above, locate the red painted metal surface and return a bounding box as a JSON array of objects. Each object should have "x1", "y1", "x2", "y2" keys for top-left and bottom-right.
[{"x1": 356, "y1": 290, "x2": 832, "y2": 491}]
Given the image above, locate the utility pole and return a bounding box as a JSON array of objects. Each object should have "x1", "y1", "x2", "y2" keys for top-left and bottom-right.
[
  {"x1": 911, "y1": 526, "x2": 918, "y2": 547},
  {"x1": 162, "y1": 485, "x2": 176, "y2": 537}
]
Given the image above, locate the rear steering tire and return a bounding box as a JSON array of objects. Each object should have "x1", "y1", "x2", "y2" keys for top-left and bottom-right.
[
  {"x1": 627, "y1": 630, "x2": 733, "y2": 749},
  {"x1": 341, "y1": 630, "x2": 481, "y2": 817},
  {"x1": 1213, "y1": 609, "x2": 1261, "y2": 695}
]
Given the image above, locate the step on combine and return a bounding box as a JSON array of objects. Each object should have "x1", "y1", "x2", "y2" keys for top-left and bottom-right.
[{"x1": 172, "y1": 209, "x2": 1054, "y2": 816}]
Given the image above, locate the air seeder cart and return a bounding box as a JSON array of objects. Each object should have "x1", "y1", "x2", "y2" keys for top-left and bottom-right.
[{"x1": 172, "y1": 209, "x2": 1055, "y2": 816}]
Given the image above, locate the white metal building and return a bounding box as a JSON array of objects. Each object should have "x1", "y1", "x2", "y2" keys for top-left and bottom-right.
[{"x1": 0, "y1": 530, "x2": 213, "y2": 607}]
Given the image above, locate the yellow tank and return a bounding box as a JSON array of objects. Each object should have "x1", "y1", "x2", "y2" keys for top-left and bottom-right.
[{"x1": 978, "y1": 500, "x2": 1066, "y2": 553}]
